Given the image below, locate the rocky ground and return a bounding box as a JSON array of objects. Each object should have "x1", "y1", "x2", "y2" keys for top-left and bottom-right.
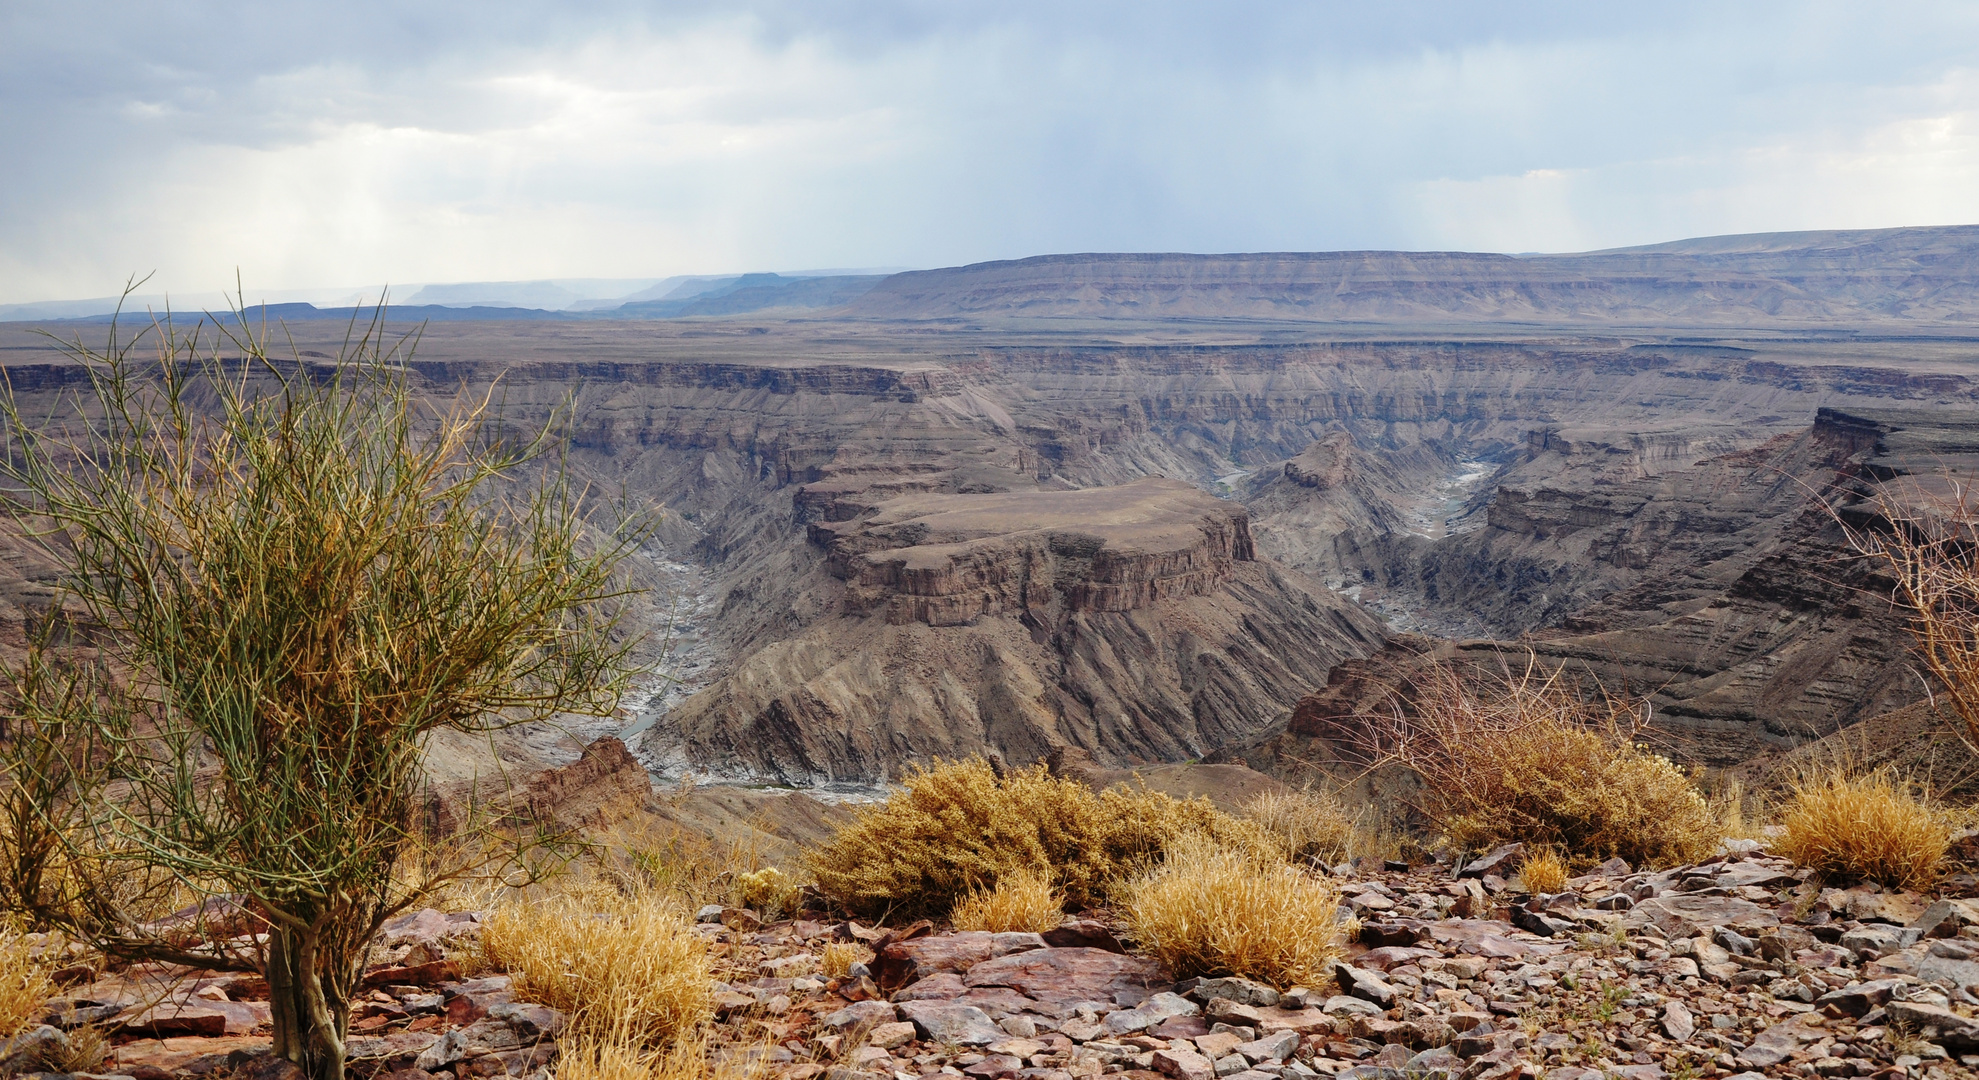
[{"x1": 13, "y1": 841, "x2": 1979, "y2": 1080}]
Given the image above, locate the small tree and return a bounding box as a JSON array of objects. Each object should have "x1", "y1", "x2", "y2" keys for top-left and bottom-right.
[{"x1": 0, "y1": 299, "x2": 642, "y2": 1080}]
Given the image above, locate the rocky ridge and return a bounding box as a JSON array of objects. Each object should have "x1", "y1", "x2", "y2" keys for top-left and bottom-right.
[{"x1": 840, "y1": 226, "x2": 1979, "y2": 328}]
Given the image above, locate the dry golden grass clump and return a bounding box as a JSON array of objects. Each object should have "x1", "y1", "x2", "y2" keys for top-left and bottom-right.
[
  {"x1": 1775, "y1": 770, "x2": 1951, "y2": 890},
  {"x1": 0, "y1": 929, "x2": 56, "y2": 1038},
  {"x1": 949, "y1": 868, "x2": 1065, "y2": 933},
  {"x1": 554, "y1": 1031, "x2": 769, "y2": 1080},
  {"x1": 1518, "y1": 850, "x2": 1569, "y2": 895},
  {"x1": 820, "y1": 941, "x2": 872, "y2": 980},
  {"x1": 1242, "y1": 788, "x2": 1359, "y2": 867},
  {"x1": 809, "y1": 758, "x2": 1277, "y2": 920},
  {"x1": 1368, "y1": 661, "x2": 1718, "y2": 868},
  {"x1": 1122, "y1": 836, "x2": 1343, "y2": 989},
  {"x1": 484, "y1": 885, "x2": 713, "y2": 1046}
]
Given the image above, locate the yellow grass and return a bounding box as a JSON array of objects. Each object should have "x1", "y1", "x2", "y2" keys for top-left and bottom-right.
[
  {"x1": 0, "y1": 929, "x2": 55, "y2": 1038},
  {"x1": 1242, "y1": 789, "x2": 1358, "y2": 867},
  {"x1": 556, "y1": 1036, "x2": 658, "y2": 1080},
  {"x1": 1775, "y1": 770, "x2": 1950, "y2": 890},
  {"x1": 484, "y1": 885, "x2": 713, "y2": 1046},
  {"x1": 809, "y1": 758, "x2": 1278, "y2": 920},
  {"x1": 1121, "y1": 836, "x2": 1344, "y2": 988},
  {"x1": 1518, "y1": 850, "x2": 1569, "y2": 895},
  {"x1": 949, "y1": 868, "x2": 1065, "y2": 933},
  {"x1": 1370, "y1": 661, "x2": 1719, "y2": 868},
  {"x1": 556, "y1": 1028, "x2": 777, "y2": 1080},
  {"x1": 820, "y1": 942, "x2": 871, "y2": 979}
]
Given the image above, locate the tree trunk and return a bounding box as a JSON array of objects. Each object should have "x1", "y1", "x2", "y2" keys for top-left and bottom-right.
[{"x1": 267, "y1": 925, "x2": 351, "y2": 1080}]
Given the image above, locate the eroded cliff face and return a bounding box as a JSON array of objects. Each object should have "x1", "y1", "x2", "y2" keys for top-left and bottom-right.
[
  {"x1": 661, "y1": 558, "x2": 1383, "y2": 784},
  {"x1": 814, "y1": 478, "x2": 1254, "y2": 625},
  {"x1": 10, "y1": 310, "x2": 1979, "y2": 788},
  {"x1": 1220, "y1": 406, "x2": 1979, "y2": 777}
]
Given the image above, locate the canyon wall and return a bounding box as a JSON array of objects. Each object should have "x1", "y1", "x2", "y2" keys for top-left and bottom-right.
[{"x1": 12, "y1": 238, "x2": 1979, "y2": 786}]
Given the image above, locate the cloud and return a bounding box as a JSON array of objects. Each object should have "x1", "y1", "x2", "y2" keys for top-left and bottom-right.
[{"x1": 4, "y1": 2, "x2": 1979, "y2": 302}]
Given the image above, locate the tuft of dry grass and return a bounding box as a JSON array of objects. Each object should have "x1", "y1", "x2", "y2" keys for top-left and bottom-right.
[
  {"x1": 1518, "y1": 850, "x2": 1569, "y2": 895},
  {"x1": 484, "y1": 884, "x2": 713, "y2": 1046},
  {"x1": 0, "y1": 928, "x2": 55, "y2": 1038},
  {"x1": 809, "y1": 758, "x2": 1278, "y2": 921},
  {"x1": 554, "y1": 1025, "x2": 779, "y2": 1080},
  {"x1": 1242, "y1": 788, "x2": 1358, "y2": 867},
  {"x1": 1121, "y1": 835, "x2": 1344, "y2": 988},
  {"x1": 949, "y1": 867, "x2": 1064, "y2": 933},
  {"x1": 1360, "y1": 660, "x2": 1719, "y2": 868},
  {"x1": 39, "y1": 1024, "x2": 107, "y2": 1074},
  {"x1": 1775, "y1": 769, "x2": 1950, "y2": 889},
  {"x1": 555, "y1": 1036, "x2": 659, "y2": 1080},
  {"x1": 820, "y1": 941, "x2": 871, "y2": 980}
]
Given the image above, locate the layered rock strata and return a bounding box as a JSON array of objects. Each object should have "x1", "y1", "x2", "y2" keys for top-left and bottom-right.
[{"x1": 811, "y1": 478, "x2": 1254, "y2": 626}]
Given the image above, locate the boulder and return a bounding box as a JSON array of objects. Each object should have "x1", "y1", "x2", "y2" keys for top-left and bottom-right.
[
  {"x1": 1621, "y1": 895, "x2": 1776, "y2": 938},
  {"x1": 1204, "y1": 999, "x2": 1263, "y2": 1027},
  {"x1": 1152, "y1": 1048, "x2": 1215, "y2": 1080},
  {"x1": 1458, "y1": 845, "x2": 1524, "y2": 879},
  {"x1": 1884, "y1": 1001, "x2": 1979, "y2": 1051},
  {"x1": 1233, "y1": 1031, "x2": 1299, "y2": 1063},
  {"x1": 1812, "y1": 973, "x2": 1899, "y2": 1020},
  {"x1": 1103, "y1": 992, "x2": 1199, "y2": 1034},
  {"x1": 485, "y1": 1001, "x2": 565, "y2": 1040},
  {"x1": 1660, "y1": 1002, "x2": 1694, "y2": 1042},
  {"x1": 1042, "y1": 921, "x2": 1127, "y2": 954},
  {"x1": 0, "y1": 1025, "x2": 68, "y2": 1074},
  {"x1": 1332, "y1": 965, "x2": 1395, "y2": 1008},
  {"x1": 823, "y1": 1000, "x2": 898, "y2": 1030},
  {"x1": 897, "y1": 1001, "x2": 1004, "y2": 1046},
  {"x1": 1187, "y1": 978, "x2": 1280, "y2": 1008},
  {"x1": 876, "y1": 932, "x2": 998, "y2": 991},
  {"x1": 964, "y1": 947, "x2": 1167, "y2": 1006}
]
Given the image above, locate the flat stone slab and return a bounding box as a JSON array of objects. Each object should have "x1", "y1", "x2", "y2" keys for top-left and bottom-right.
[
  {"x1": 964, "y1": 947, "x2": 1167, "y2": 1005},
  {"x1": 1622, "y1": 895, "x2": 1777, "y2": 937},
  {"x1": 877, "y1": 932, "x2": 999, "y2": 990},
  {"x1": 897, "y1": 1001, "x2": 1004, "y2": 1046}
]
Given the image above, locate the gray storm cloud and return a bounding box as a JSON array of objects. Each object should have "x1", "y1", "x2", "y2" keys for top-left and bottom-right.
[{"x1": 4, "y1": 2, "x2": 1979, "y2": 303}]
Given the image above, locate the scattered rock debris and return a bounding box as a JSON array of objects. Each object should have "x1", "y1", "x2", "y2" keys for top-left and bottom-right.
[{"x1": 14, "y1": 845, "x2": 1979, "y2": 1080}]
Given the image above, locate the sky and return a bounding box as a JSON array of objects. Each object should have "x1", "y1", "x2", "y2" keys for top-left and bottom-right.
[{"x1": 5, "y1": 2, "x2": 1979, "y2": 305}]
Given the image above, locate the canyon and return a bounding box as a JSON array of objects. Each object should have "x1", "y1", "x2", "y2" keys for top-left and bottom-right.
[{"x1": 7, "y1": 225, "x2": 1979, "y2": 798}]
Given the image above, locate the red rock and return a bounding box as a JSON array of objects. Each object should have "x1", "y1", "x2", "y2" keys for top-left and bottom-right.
[
  {"x1": 113, "y1": 1035, "x2": 272, "y2": 1076},
  {"x1": 1042, "y1": 920, "x2": 1128, "y2": 954},
  {"x1": 952, "y1": 988, "x2": 1039, "y2": 1019},
  {"x1": 1149, "y1": 1015, "x2": 1210, "y2": 1039},
  {"x1": 962, "y1": 946, "x2": 1166, "y2": 1004},
  {"x1": 1151, "y1": 1048, "x2": 1214, "y2": 1080},
  {"x1": 364, "y1": 960, "x2": 460, "y2": 988},
  {"x1": 1360, "y1": 922, "x2": 1428, "y2": 948},
  {"x1": 1355, "y1": 946, "x2": 1439, "y2": 971},
  {"x1": 441, "y1": 976, "x2": 514, "y2": 1024},
  {"x1": 875, "y1": 932, "x2": 997, "y2": 991},
  {"x1": 1253, "y1": 1007, "x2": 1332, "y2": 1036},
  {"x1": 120, "y1": 1002, "x2": 231, "y2": 1038},
  {"x1": 962, "y1": 1053, "x2": 1024, "y2": 1078},
  {"x1": 893, "y1": 972, "x2": 968, "y2": 1000}
]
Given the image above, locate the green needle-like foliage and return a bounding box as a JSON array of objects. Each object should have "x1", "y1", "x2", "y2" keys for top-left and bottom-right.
[{"x1": 0, "y1": 293, "x2": 643, "y2": 1080}]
